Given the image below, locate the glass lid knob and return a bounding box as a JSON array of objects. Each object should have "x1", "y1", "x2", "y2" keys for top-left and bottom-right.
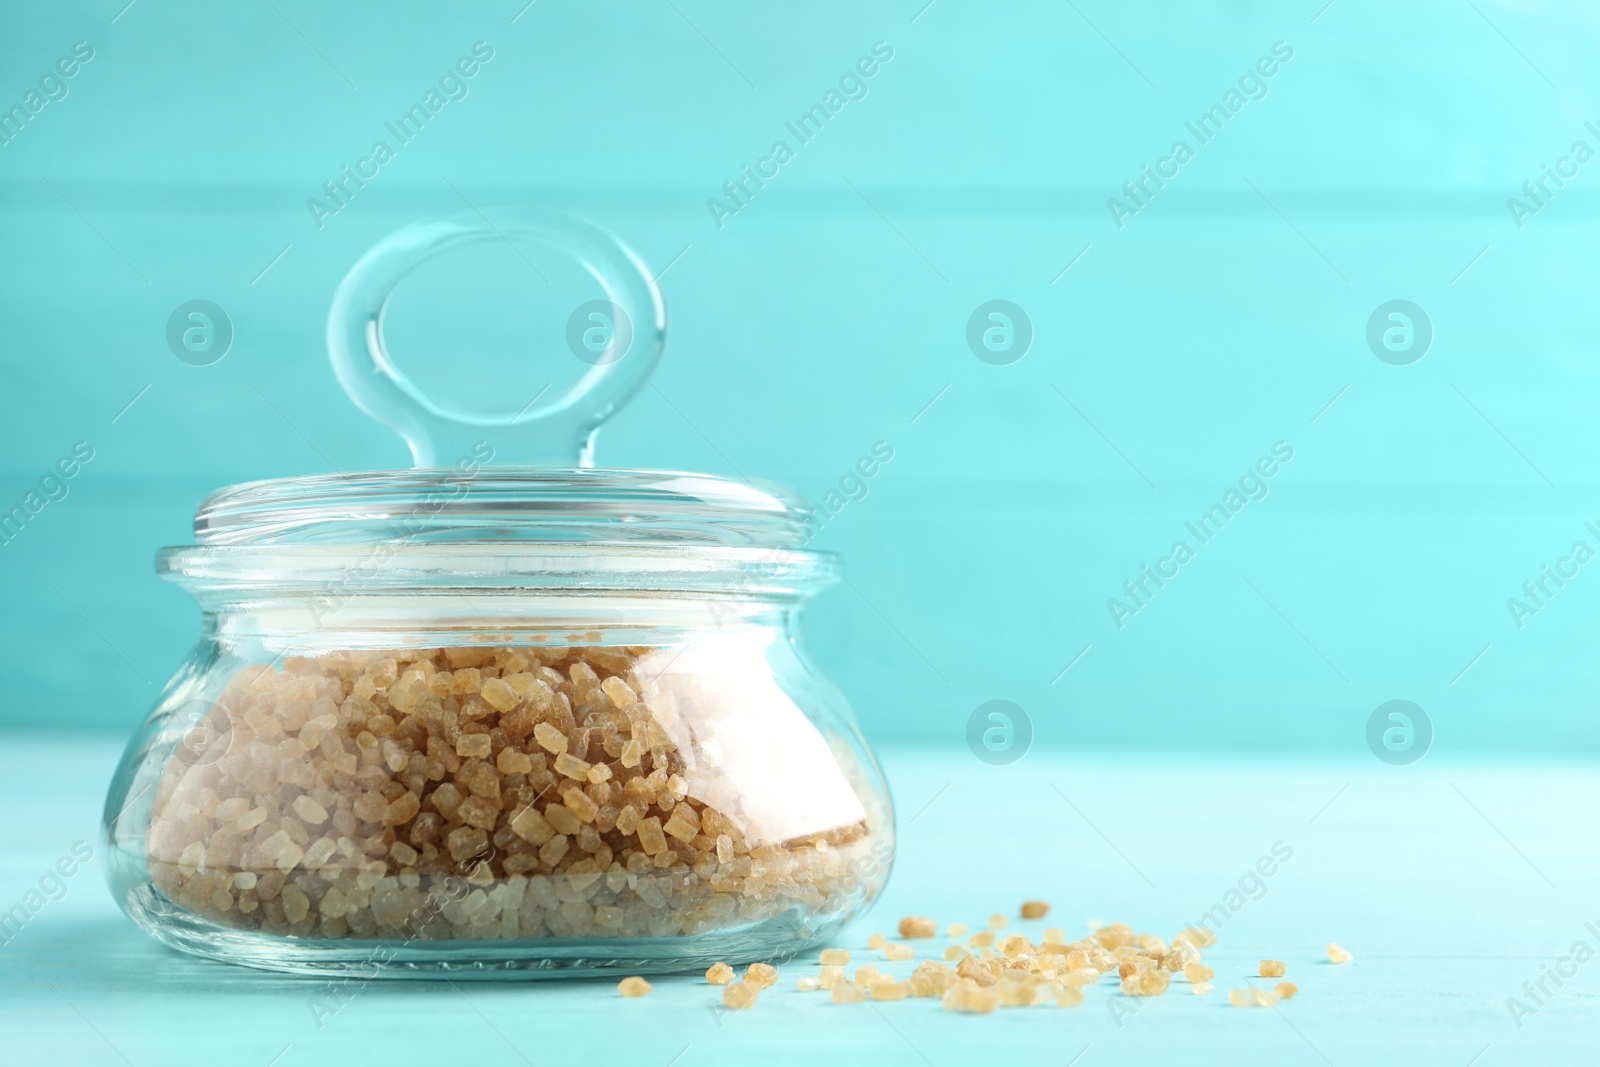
[{"x1": 326, "y1": 207, "x2": 667, "y2": 468}]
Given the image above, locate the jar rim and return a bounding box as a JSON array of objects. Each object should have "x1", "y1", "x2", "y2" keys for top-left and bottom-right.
[
  {"x1": 188, "y1": 466, "x2": 822, "y2": 549},
  {"x1": 157, "y1": 542, "x2": 839, "y2": 600}
]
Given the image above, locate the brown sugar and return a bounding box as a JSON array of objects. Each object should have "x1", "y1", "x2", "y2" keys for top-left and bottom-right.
[
  {"x1": 941, "y1": 978, "x2": 1000, "y2": 1013},
  {"x1": 145, "y1": 645, "x2": 881, "y2": 943},
  {"x1": 772, "y1": 918, "x2": 1307, "y2": 1017},
  {"x1": 853, "y1": 964, "x2": 884, "y2": 988},
  {"x1": 1054, "y1": 983, "x2": 1085, "y2": 1007},
  {"x1": 723, "y1": 981, "x2": 759, "y2": 1009},
  {"x1": 996, "y1": 974, "x2": 1040, "y2": 1006},
  {"x1": 1229, "y1": 987, "x2": 1276, "y2": 1008},
  {"x1": 744, "y1": 962, "x2": 778, "y2": 990}
]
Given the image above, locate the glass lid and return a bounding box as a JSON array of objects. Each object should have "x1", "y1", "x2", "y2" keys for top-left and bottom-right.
[
  {"x1": 193, "y1": 469, "x2": 817, "y2": 548},
  {"x1": 178, "y1": 208, "x2": 819, "y2": 554}
]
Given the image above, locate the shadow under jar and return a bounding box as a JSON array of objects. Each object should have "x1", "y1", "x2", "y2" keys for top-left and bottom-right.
[{"x1": 102, "y1": 469, "x2": 894, "y2": 977}]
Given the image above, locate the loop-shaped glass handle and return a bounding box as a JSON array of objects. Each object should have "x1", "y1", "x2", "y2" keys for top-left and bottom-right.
[{"x1": 327, "y1": 207, "x2": 666, "y2": 468}]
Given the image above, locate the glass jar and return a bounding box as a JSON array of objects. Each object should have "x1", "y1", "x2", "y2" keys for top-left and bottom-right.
[{"x1": 101, "y1": 210, "x2": 894, "y2": 977}]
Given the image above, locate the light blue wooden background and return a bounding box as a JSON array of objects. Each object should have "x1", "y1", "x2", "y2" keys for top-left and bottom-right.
[{"x1": 3, "y1": 0, "x2": 1600, "y2": 755}]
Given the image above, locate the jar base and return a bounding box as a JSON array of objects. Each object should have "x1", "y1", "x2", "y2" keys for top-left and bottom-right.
[{"x1": 125, "y1": 884, "x2": 851, "y2": 979}]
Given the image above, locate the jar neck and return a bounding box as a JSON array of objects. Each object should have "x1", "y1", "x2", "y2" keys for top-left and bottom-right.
[
  {"x1": 201, "y1": 591, "x2": 799, "y2": 643},
  {"x1": 160, "y1": 543, "x2": 838, "y2": 607}
]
